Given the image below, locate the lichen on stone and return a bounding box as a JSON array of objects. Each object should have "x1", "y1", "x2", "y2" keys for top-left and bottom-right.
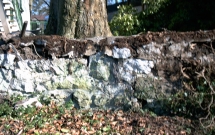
[
  {"x1": 90, "y1": 60, "x2": 110, "y2": 81},
  {"x1": 72, "y1": 76, "x2": 92, "y2": 90},
  {"x1": 93, "y1": 94, "x2": 109, "y2": 108},
  {"x1": 73, "y1": 90, "x2": 92, "y2": 109},
  {"x1": 44, "y1": 76, "x2": 73, "y2": 90}
]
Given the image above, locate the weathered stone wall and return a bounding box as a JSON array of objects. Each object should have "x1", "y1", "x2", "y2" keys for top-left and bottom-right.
[{"x1": 0, "y1": 30, "x2": 215, "y2": 111}]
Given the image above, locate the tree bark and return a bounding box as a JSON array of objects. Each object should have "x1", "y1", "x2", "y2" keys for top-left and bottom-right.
[
  {"x1": 44, "y1": 0, "x2": 59, "y2": 35},
  {"x1": 45, "y1": 0, "x2": 112, "y2": 39}
]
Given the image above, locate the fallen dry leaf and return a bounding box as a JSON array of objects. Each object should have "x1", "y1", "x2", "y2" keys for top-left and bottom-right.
[
  {"x1": 87, "y1": 130, "x2": 96, "y2": 134},
  {"x1": 61, "y1": 128, "x2": 70, "y2": 133},
  {"x1": 110, "y1": 121, "x2": 118, "y2": 126}
]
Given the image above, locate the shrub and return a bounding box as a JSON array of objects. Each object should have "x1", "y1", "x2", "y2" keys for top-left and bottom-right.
[{"x1": 109, "y1": 4, "x2": 140, "y2": 36}]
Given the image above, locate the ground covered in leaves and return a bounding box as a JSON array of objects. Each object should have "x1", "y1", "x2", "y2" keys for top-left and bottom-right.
[{"x1": 0, "y1": 100, "x2": 205, "y2": 135}]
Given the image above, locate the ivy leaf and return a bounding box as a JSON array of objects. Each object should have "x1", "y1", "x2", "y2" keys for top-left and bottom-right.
[{"x1": 102, "y1": 126, "x2": 111, "y2": 132}]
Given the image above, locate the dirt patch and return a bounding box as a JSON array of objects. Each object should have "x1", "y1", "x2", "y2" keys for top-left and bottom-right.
[
  {"x1": 99, "y1": 30, "x2": 215, "y2": 57},
  {"x1": 4, "y1": 35, "x2": 93, "y2": 60},
  {"x1": 0, "y1": 30, "x2": 214, "y2": 60}
]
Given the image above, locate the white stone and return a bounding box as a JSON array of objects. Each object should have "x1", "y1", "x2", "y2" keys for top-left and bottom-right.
[
  {"x1": 32, "y1": 72, "x2": 51, "y2": 82},
  {"x1": 65, "y1": 75, "x2": 74, "y2": 82},
  {"x1": 17, "y1": 60, "x2": 31, "y2": 70},
  {"x1": 168, "y1": 43, "x2": 183, "y2": 57},
  {"x1": 142, "y1": 42, "x2": 162, "y2": 55},
  {"x1": 51, "y1": 59, "x2": 68, "y2": 75},
  {"x1": 73, "y1": 67, "x2": 89, "y2": 76},
  {"x1": 14, "y1": 69, "x2": 32, "y2": 80},
  {"x1": 104, "y1": 83, "x2": 132, "y2": 96},
  {"x1": 35, "y1": 84, "x2": 47, "y2": 92},
  {"x1": 27, "y1": 60, "x2": 37, "y2": 70},
  {"x1": 15, "y1": 97, "x2": 43, "y2": 109},
  {"x1": 10, "y1": 79, "x2": 34, "y2": 93},
  {"x1": 0, "y1": 54, "x2": 16, "y2": 68},
  {"x1": 24, "y1": 80, "x2": 34, "y2": 93},
  {"x1": 0, "y1": 68, "x2": 13, "y2": 81},
  {"x1": 118, "y1": 67, "x2": 133, "y2": 82},
  {"x1": 123, "y1": 59, "x2": 154, "y2": 74},
  {"x1": 35, "y1": 59, "x2": 51, "y2": 71},
  {"x1": 52, "y1": 75, "x2": 64, "y2": 83},
  {"x1": 0, "y1": 80, "x2": 10, "y2": 92},
  {"x1": 6, "y1": 90, "x2": 24, "y2": 97},
  {"x1": 148, "y1": 61, "x2": 154, "y2": 68},
  {"x1": 10, "y1": 79, "x2": 23, "y2": 91},
  {"x1": 62, "y1": 51, "x2": 74, "y2": 58},
  {"x1": 96, "y1": 60, "x2": 110, "y2": 81},
  {"x1": 50, "y1": 66, "x2": 65, "y2": 75},
  {"x1": 113, "y1": 46, "x2": 131, "y2": 59}
]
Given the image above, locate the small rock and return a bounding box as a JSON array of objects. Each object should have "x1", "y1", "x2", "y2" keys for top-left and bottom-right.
[
  {"x1": 15, "y1": 97, "x2": 43, "y2": 109},
  {"x1": 113, "y1": 46, "x2": 131, "y2": 59}
]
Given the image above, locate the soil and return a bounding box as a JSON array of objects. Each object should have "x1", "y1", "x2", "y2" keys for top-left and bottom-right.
[{"x1": 1, "y1": 29, "x2": 215, "y2": 60}]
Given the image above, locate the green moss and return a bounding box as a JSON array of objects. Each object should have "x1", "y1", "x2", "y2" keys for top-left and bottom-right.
[
  {"x1": 134, "y1": 76, "x2": 173, "y2": 104},
  {"x1": 97, "y1": 61, "x2": 110, "y2": 81},
  {"x1": 45, "y1": 78, "x2": 73, "y2": 90},
  {"x1": 45, "y1": 81, "x2": 57, "y2": 90},
  {"x1": 58, "y1": 79, "x2": 73, "y2": 89},
  {"x1": 73, "y1": 90, "x2": 92, "y2": 108},
  {"x1": 69, "y1": 60, "x2": 88, "y2": 76},
  {"x1": 90, "y1": 60, "x2": 110, "y2": 81},
  {"x1": 73, "y1": 76, "x2": 92, "y2": 90},
  {"x1": 94, "y1": 95, "x2": 108, "y2": 107}
]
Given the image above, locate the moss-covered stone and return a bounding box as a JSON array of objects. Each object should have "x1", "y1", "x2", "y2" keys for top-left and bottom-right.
[
  {"x1": 90, "y1": 60, "x2": 110, "y2": 81},
  {"x1": 44, "y1": 76, "x2": 73, "y2": 90},
  {"x1": 112, "y1": 93, "x2": 132, "y2": 110},
  {"x1": 44, "y1": 81, "x2": 57, "y2": 90},
  {"x1": 94, "y1": 94, "x2": 108, "y2": 107},
  {"x1": 134, "y1": 77, "x2": 157, "y2": 100},
  {"x1": 68, "y1": 60, "x2": 88, "y2": 76},
  {"x1": 58, "y1": 79, "x2": 73, "y2": 89},
  {"x1": 51, "y1": 59, "x2": 69, "y2": 76},
  {"x1": 72, "y1": 76, "x2": 92, "y2": 90},
  {"x1": 73, "y1": 90, "x2": 92, "y2": 109}
]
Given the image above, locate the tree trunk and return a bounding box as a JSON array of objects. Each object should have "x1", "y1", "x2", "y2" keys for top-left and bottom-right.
[
  {"x1": 45, "y1": 0, "x2": 112, "y2": 39},
  {"x1": 44, "y1": 0, "x2": 59, "y2": 35}
]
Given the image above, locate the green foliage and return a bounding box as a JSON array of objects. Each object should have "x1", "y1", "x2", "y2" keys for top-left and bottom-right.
[
  {"x1": 109, "y1": 4, "x2": 140, "y2": 36},
  {"x1": 142, "y1": 0, "x2": 168, "y2": 15},
  {"x1": 166, "y1": 91, "x2": 206, "y2": 118},
  {"x1": 64, "y1": 99, "x2": 74, "y2": 109},
  {"x1": 39, "y1": 94, "x2": 52, "y2": 105},
  {"x1": 141, "y1": 0, "x2": 215, "y2": 31},
  {"x1": 0, "y1": 94, "x2": 76, "y2": 133},
  {"x1": 164, "y1": 75, "x2": 215, "y2": 133},
  {"x1": 0, "y1": 94, "x2": 24, "y2": 117},
  {"x1": 110, "y1": 0, "x2": 215, "y2": 35},
  {"x1": 0, "y1": 102, "x2": 13, "y2": 116},
  {"x1": 109, "y1": 0, "x2": 170, "y2": 35}
]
